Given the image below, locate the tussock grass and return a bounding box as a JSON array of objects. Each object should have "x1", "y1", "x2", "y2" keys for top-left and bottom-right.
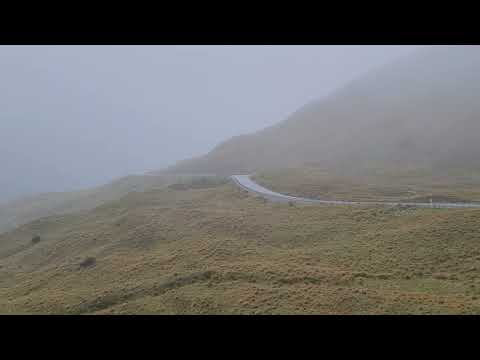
[
  {"x1": 253, "y1": 167, "x2": 480, "y2": 203},
  {"x1": 1, "y1": 181, "x2": 480, "y2": 314}
]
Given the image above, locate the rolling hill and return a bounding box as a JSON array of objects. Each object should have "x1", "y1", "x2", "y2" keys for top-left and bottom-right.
[
  {"x1": 2, "y1": 181, "x2": 480, "y2": 314},
  {"x1": 0, "y1": 174, "x2": 209, "y2": 234},
  {"x1": 168, "y1": 46, "x2": 480, "y2": 175}
]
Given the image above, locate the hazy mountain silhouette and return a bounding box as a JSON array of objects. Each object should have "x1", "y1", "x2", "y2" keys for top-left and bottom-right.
[{"x1": 169, "y1": 46, "x2": 480, "y2": 175}]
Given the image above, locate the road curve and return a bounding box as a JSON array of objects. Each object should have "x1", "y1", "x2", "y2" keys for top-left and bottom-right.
[{"x1": 230, "y1": 175, "x2": 480, "y2": 209}]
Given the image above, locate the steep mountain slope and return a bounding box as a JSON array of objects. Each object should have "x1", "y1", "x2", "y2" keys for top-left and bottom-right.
[{"x1": 169, "y1": 46, "x2": 480, "y2": 175}]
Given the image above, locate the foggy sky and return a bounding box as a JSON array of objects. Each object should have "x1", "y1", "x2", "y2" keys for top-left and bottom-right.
[{"x1": 0, "y1": 45, "x2": 420, "y2": 203}]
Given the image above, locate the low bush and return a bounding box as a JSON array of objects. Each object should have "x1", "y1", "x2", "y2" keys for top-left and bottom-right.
[
  {"x1": 31, "y1": 235, "x2": 41, "y2": 244},
  {"x1": 79, "y1": 257, "x2": 96, "y2": 269}
]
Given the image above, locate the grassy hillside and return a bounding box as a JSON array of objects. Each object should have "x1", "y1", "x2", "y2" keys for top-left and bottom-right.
[
  {"x1": 169, "y1": 46, "x2": 480, "y2": 175},
  {"x1": 0, "y1": 173, "x2": 221, "y2": 235},
  {"x1": 3, "y1": 46, "x2": 480, "y2": 314},
  {"x1": 2, "y1": 179, "x2": 480, "y2": 314},
  {"x1": 253, "y1": 167, "x2": 480, "y2": 203}
]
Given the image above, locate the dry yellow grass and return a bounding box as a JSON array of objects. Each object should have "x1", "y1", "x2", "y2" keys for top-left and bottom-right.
[
  {"x1": 253, "y1": 167, "x2": 480, "y2": 203},
  {"x1": 1, "y1": 179, "x2": 480, "y2": 314},
  {"x1": 0, "y1": 174, "x2": 177, "y2": 234}
]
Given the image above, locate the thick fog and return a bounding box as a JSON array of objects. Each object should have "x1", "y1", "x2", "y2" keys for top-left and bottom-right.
[{"x1": 0, "y1": 45, "x2": 419, "y2": 203}]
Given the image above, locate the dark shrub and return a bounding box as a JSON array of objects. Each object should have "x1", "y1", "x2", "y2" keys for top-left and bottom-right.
[
  {"x1": 169, "y1": 176, "x2": 228, "y2": 191},
  {"x1": 31, "y1": 235, "x2": 41, "y2": 244},
  {"x1": 79, "y1": 257, "x2": 96, "y2": 269},
  {"x1": 168, "y1": 183, "x2": 189, "y2": 190}
]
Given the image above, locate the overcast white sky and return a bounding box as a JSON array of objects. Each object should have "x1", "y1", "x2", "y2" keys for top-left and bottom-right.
[{"x1": 0, "y1": 45, "x2": 421, "y2": 202}]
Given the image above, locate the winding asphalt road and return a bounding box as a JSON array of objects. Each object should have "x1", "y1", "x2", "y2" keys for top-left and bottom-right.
[{"x1": 230, "y1": 175, "x2": 480, "y2": 209}]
